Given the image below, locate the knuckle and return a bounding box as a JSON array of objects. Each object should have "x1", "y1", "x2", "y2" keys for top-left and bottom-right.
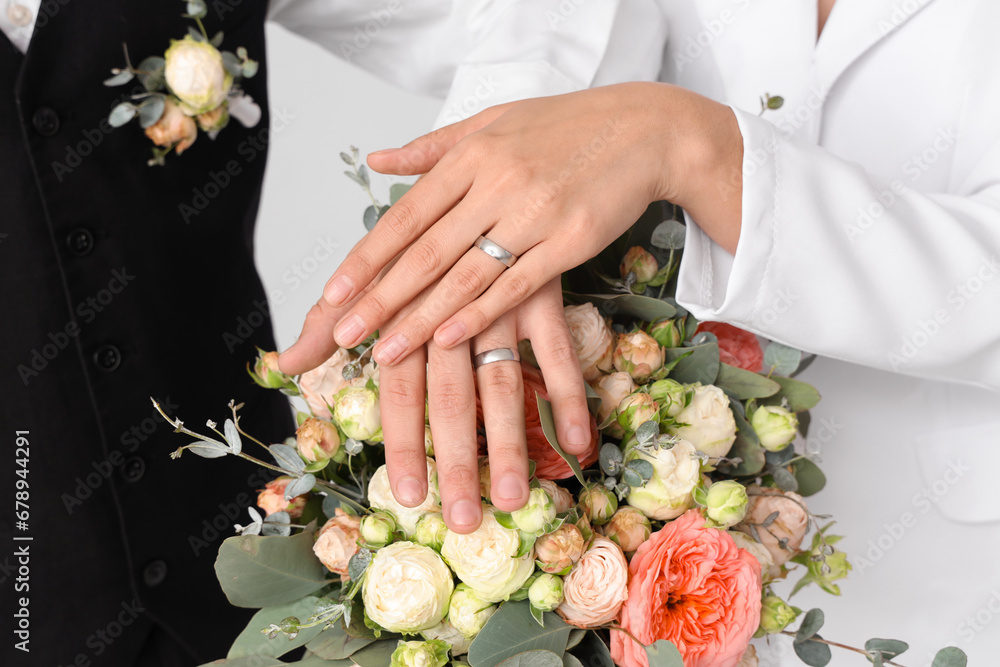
[
  {"x1": 544, "y1": 336, "x2": 579, "y2": 369},
  {"x1": 407, "y1": 239, "x2": 441, "y2": 275},
  {"x1": 501, "y1": 273, "x2": 531, "y2": 302},
  {"x1": 450, "y1": 265, "x2": 484, "y2": 299},
  {"x1": 382, "y1": 199, "x2": 420, "y2": 239},
  {"x1": 383, "y1": 375, "x2": 423, "y2": 409},
  {"x1": 349, "y1": 250, "x2": 377, "y2": 281},
  {"x1": 481, "y1": 366, "x2": 520, "y2": 400},
  {"x1": 389, "y1": 444, "x2": 426, "y2": 471},
  {"x1": 433, "y1": 379, "x2": 474, "y2": 420},
  {"x1": 442, "y1": 463, "x2": 478, "y2": 490},
  {"x1": 360, "y1": 290, "x2": 388, "y2": 322}
]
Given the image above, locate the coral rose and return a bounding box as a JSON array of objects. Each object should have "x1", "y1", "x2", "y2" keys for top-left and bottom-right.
[
  {"x1": 556, "y1": 536, "x2": 629, "y2": 627},
  {"x1": 695, "y1": 322, "x2": 763, "y2": 373},
  {"x1": 478, "y1": 363, "x2": 599, "y2": 480},
  {"x1": 612, "y1": 510, "x2": 762, "y2": 667},
  {"x1": 312, "y1": 508, "x2": 362, "y2": 578}
]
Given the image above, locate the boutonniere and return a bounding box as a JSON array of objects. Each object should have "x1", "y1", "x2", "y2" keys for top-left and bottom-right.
[{"x1": 103, "y1": 0, "x2": 261, "y2": 166}]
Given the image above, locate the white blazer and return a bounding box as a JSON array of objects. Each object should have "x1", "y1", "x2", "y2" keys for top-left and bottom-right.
[{"x1": 591, "y1": 0, "x2": 1000, "y2": 663}]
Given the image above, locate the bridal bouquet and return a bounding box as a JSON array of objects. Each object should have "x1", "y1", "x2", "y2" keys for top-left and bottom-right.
[{"x1": 165, "y1": 166, "x2": 967, "y2": 667}]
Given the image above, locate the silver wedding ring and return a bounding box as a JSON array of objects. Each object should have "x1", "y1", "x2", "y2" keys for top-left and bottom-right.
[
  {"x1": 474, "y1": 235, "x2": 518, "y2": 268},
  {"x1": 473, "y1": 348, "x2": 520, "y2": 369}
]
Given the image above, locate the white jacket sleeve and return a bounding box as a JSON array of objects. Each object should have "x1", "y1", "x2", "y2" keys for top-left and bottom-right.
[
  {"x1": 266, "y1": 0, "x2": 636, "y2": 128},
  {"x1": 676, "y1": 108, "x2": 1000, "y2": 391}
]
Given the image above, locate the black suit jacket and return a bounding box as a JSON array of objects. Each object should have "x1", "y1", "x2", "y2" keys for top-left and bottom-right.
[{"x1": 1, "y1": 2, "x2": 294, "y2": 664}]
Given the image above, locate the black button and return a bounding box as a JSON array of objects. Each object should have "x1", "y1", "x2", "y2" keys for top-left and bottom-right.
[
  {"x1": 32, "y1": 107, "x2": 60, "y2": 136},
  {"x1": 121, "y1": 456, "x2": 145, "y2": 483},
  {"x1": 93, "y1": 345, "x2": 122, "y2": 372},
  {"x1": 142, "y1": 560, "x2": 168, "y2": 587},
  {"x1": 66, "y1": 228, "x2": 94, "y2": 256}
]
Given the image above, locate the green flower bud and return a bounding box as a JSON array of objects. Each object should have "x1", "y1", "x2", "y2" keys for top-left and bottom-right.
[
  {"x1": 751, "y1": 406, "x2": 799, "y2": 452},
  {"x1": 579, "y1": 484, "x2": 618, "y2": 526},
  {"x1": 252, "y1": 350, "x2": 293, "y2": 389},
  {"x1": 528, "y1": 573, "x2": 564, "y2": 612},
  {"x1": 704, "y1": 480, "x2": 749, "y2": 528},
  {"x1": 414, "y1": 512, "x2": 448, "y2": 551},
  {"x1": 807, "y1": 546, "x2": 852, "y2": 594},
  {"x1": 361, "y1": 510, "x2": 397, "y2": 548},
  {"x1": 616, "y1": 392, "x2": 660, "y2": 437},
  {"x1": 448, "y1": 584, "x2": 497, "y2": 638},
  {"x1": 647, "y1": 379, "x2": 688, "y2": 418},
  {"x1": 511, "y1": 487, "x2": 557, "y2": 534},
  {"x1": 333, "y1": 386, "x2": 382, "y2": 442},
  {"x1": 758, "y1": 595, "x2": 800, "y2": 634},
  {"x1": 649, "y1": 318, "x2": 683, "y2": 348},
  {"x1": 620, "y1": 246, "x2": 659, "y2": 283},
  {"x1": 389, "y1": 639, "x2": 450, "y2": 667}
]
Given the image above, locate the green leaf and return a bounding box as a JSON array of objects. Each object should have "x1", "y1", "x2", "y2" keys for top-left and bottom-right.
[
  {"x1": 796, "y1": 609, "x2": 825, "y2": 642},
  {"x1": 215, "y1": 532, "x2": 330, "y2": 608},
  {"x1": 790, "y1": 458, "x2": 827, "y2": 496},
  {"x1": 770, "y1": 465, "x2": 799, "y2": 492},
  {"x1": 306, "y1": 625, "x2": 374, "y2": 660},
  {"x1": 530, "y1": 604, "x2": 546, "y2": 627},
  {"x1": 188, "y1": 25, "x2": 206, "y2": 41},
  {"x1": 566, "y1": 629, "x2": 586, "y2": 651},
  {"x1": 864, "y1": 639, "x2": 909, "y2": 662},
  {"x1": 350, "y1": 640, "x2": 400, "y2": 667},
  {"x1": 599, "y1": 442, "x2": 623, "y2": 476},
  {"x1": 242, "y1": 59, "x2": 259, "y2": 78},
  {"x1": 622, "y1": 468, "x2": 642, "y2": 487},
  {"x1": 563, "y1": 655, "x2": 585, "y2": 667},
  {"x1": 645, "y1": 640, "x2": 684, "y2": 667},
  {"x1": 663, "y1": 343, "x2": 719, "y2": 386},
  {"x1": 270, "y1": 443, "x2": 306, "y2": 474},
  {"x1": 761, "y1": 376, "x2": 821, "y2": 412},
  {"x1": 497, "y1": 651, "x2": 564, "y2": 667},
  {"x1": 931, "y1": 647, "x2": 968, "y2": 667},
  {"x1": 222, "y1": 51, "x2": 243, "y2": 77},
  {"x1": 767, "y1": 95, "x2": 785, "y2": 109},
  {"x1": 626, "y1": 458, "x2": 654, "y2": 481},
  {"x1": 714, "y1": 363, "x2": 781, "y2": 400},
  {"x1": 136, "y1": 56, "x2": 166, "y2": 91},
  {"x1": 468, "y1": 601, "x2": 572, "y2": 667},
  {"x1": 103, "y1": 70, "x2": 134, "y2": 86},
  {"x1": 389, "y1": 183, "x2": 412, "y2": 204},
  {"x1": 650, "y1": 219, "x2": 686, "y2": 250},
  {"x1": 794, "y1": 635, "x2": 832, "y2": 667},
  {"x1": 536, "y1": 395, "x2": 585, "y2": 484},
  {"x1": 494, "y1": 511, "x2": 517, "y2": 530},
  {"x1": 137, "y1": 96, "x2": 165, "y2": 129},
  {"x1": 287, "y1": 657, "x2": 353, "y2": 667},
  {"x1": 108, "y1": 102, "x2": 137, "y2": 128},
  {"x1": 226, "y1": 596, "x2": 323, "y2": 659},
  {"x1": 584, "y1": 382, "x2": 602, "y2": 415},
  {"x1": 716, "y1": 399, "x2": 765, "y2": 476},
  {"x1": 569, "y1": 631, "x2": 612, "y2": 665},
  {"x1": 345, "y1": 170, "x2": 367, "y2": 189},
  {"x1": 198, "y1": 659, "x2": 284, "y2": 667},
  {"x1": 363, "y1": 205, "x2": 380, "y2": 232},
  {"x1": 563, "y1": 292, "x2": 676, "y2": 322},
  {"x1": 763, "y1": 342, "x2": 802, "y2": 376}
]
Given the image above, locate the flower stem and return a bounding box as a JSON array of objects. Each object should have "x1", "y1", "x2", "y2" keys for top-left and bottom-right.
[{"x1": 778, "y1": 632, "x2": 906, "y2": 667}]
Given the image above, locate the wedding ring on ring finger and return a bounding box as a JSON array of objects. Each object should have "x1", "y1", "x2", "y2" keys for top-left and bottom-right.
[
  {"x1": 474, "y1": 235, "x2": 518, "y2": 269},
  {"x1": 473, "y1": 347, "x2": 520, "y2": 370}
]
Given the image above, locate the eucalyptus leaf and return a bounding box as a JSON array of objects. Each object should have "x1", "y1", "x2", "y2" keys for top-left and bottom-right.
[
  {"x1": 931, "y1": 647, "x2": 968, "y2": 667},
  {"x1": 188, "y1": 26, "x2": 206, "y2": 41},
  {"x1": 284, "y1": 474, "x2": 315, "y2": 500},
  {"x1": 108, "y1": 102, "x2": 137, "y2": 128},
  {"x1": 242, "y1": 59, "x2": 259, "y2": 78},
  {"x1": 497, "y1": 650, "x2": 564, "y2": 667},
  {"x1": 584, "y1": 382, "x2": 603, "y2": 415},
  {"x1": 650, "y1": 219, "x2": 686, "y2": 250},
  {"x1": 187, "y1": 0, "x2": 207, "y2": 18},
  {"x1": 222, "y1": 51, "x2": 243, "y2": 77},
  {"x1": 563, "y1": 655, "x2": 585, "y2": 667},
  {"x1": 340, "y1": 151, "x2": 355, "y2": 165},
  {"x1": 864, "y1": 638, "x2": 909, "y2": 661},
  {"x1": 537, "y1": 395, "x2": 585, "y2": 484},
  {"x1": 211, "y1": 30, "x2": 225, "y2": 47},
  {"x1": 363, "y1": 205, "x2": 380, "y2": 231},
  {"x1": 226, "y1": 596, "x2": 323, "y2": 659},
  {"x1": 103, "y1": 70, "x2": 134, "y2": 86},
  {"x1": 626, "y1": 458, "x2": 654, "y2": 481},
  {"x1": 188, "y1": 441, "x2": 229, "y2": 459},
  {"x1": 621, "y1": 468, "x2": 643, "y2": 488},
  {"x1": 270, "y1": 443, "x2": 306, "y2": 474},
  {"x1": 599, "y1": 442, "x2": 623, "y2": 476},
  {"x1": 261, "y1": 522, "x2": 291, "y2": 538},
  {"x1": 563, "y1": 292, "x2": 676, "y2": 322},
  {"x1": 137, "y1": 95, "x2": 165, "y2": 129},
  {"x1": 764, "y1": 342, "x2": 803, "y2": 376},
  {"x1": 347, "y1": 547, "x2": 373, "y2": 582},
  {"x1": 770, "y1": 466, "x2": 799, "y2": 492},
  {"x1": 715, "y1": 363, "x2": 781, "y2": 400},
  {"x1": 467, "y1": 601, "x2": 572, "y2": 667},
  {"x1": 715, "y1": 399, "x2": 765, "y2": 476},
  {"x1": 569, "y1": 631, "x2": 613, "y2": 667},
  {"x1": 566, "y1": 629, "x2": 586, "y2": 650},
  {"x1": 761, "y1": 376, "x2": 821, "y2": 412},
  {"x1": 215, "y1": 532, "x2": 330, "y2": 608},
  {"x1": 197, "y1": 659, "x2": 284, "y2": 667},
  {"x1": 345, "y1": 170, "x2": 367, "y2": 188},
  {"x1": 389, "y1": 182, "x2": 412, "y2": 204},
  {"x1": 796, "y1": 609, "x2": 825, "y2": 642},
  {"x1": 764, "y1": 445, "x2": 797, "y2": 467},
  {"x1": 645, "y1": 640, "x2": 685, "y2": 667},
  {"x1": 635, "y1": 420, "x2": 659, "y2": 444},
  {"x1": 793, "y1": 636, "x2": 832, "y2": 667},
  {"x1": 224, "y1": 418, "x2": 243, "y2": 455},
  {"x1": 136, "y1": 56, "x2": 166, "y2": 91},
  {"x1": 350, "y1": 640, "x2": 400, "y2": 667},
  {"x1": 790, "y1": 458, "x2": 827, "y2": 497},
  {"x1": 306, "y1": 625, "x2": 374, "y2": 660},
  {"x1": 663, "y1": 343, "x2": 719, "y2": 386}
]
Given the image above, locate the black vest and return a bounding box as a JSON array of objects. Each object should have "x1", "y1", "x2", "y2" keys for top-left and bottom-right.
[{"x1": 1, "y1": 2, "x2": 293, "y2": 664}]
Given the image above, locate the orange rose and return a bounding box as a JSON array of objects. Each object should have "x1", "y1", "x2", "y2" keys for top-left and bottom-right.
[
  {"x1": 477, "y1": 363, "x2": 599, "y2": 480},
  {"x1": 612, "y1": 510, "x2": 762, "y2": 667},
  {"x1": 695, "y1": 322, "x2": 763, "y2": 373},
  {"x1": 144, "y1": 99, "x2": 197, "y2": 155},
  {"x1": 256, "y1": 476, "x2": 308, "y2": 518}
]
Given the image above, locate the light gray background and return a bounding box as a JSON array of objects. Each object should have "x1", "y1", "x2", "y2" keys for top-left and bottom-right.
[{"x1": 257, "y1": 23, "x2": 441, "y2": 352}]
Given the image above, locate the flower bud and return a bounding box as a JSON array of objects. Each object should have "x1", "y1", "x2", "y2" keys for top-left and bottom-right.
[
  {"x1": 666, "y1": 384, "x2": 737, "y2": 460},
  {"x1": 424, "y1": 425, "x2": 435, "y2": 457},
  {"x1": 750, "y1": 405, "x2": 799, "y2": 452},
  {"x1": 333, "y1": 386, "x2": 382, "y2": 442},
  {"x1": 295, "y1": 418, "x2": 341, "y2": 463},
  {"x1": 538, "y1": 480, "x2": 575, "y2": 514},
  {"x1": 512, "y1": 487, "x2": 557, "y2": 534},
  {"x1": 534, "y1": 523, "x2": 585, "y2": 574},
  {"x1": 361, "y1": 510, "x2": 397, "y2": 548},
  {"x1": 758, "y1": 594, "x2": 800, "y2": 634},
  {"x1": 389, "y1": 639, "x2": 450, "y2": 667},
  {"x1": 448, "y1": 583, "x2": 497, "y2": 638},
  {"x1": 649, "y1": 318, "x2": 683, "y2": 348},
  {"x1": 579, "y1": 484, "x2": 618, "y2": 526},
  {"x1": 620, "y1": 246, "x2": 659, "y2": 284},
  {"x1": 624, "y1": 440, "x2": 700, "y2": 521},
  {"x1": 648, "y1": 379, "x2": 688, "y2": 418},
  {"x1": 806, "y1": 545, "x2": 851, "y2": 594},
  {"x1": 257, "y1": 476, "x2": 307, "y2": 518},
  {"x1": 252, "y1": 350, "x2": 292, "y2": 389},
  {"x1": 414, "y1": 512, "x2": 448, "y2": 551},
  {"x1": 613, "y1": 331, "x2": 664, "y2": 382},
  {"x1": 144, "y1": 98, "x2": 197, "y2": 155},
  {"x1": 590, "y1": 372, "x2": 637, "y2": 427},
  {"x1": 704, "y1": 480, "x2": 749, "y2": 528},
  {"x1": 164, "y1": 36, "x2": 233, "y2": 115},
  {"x1": 196, "y1": 103, "x2": 229, "y2": 132},
  {"x1": 617, "y1": 392, "x2": 660, "y2": 437},
  {"x1": 313, "y1": 509, "x2": 362, "y2": 578},
  {"x1": 528, "y1": 573, "x2": 564, "y2": 612},
  {"x1": 601, "y1": 507, "x2": 652, "y2": 553}
]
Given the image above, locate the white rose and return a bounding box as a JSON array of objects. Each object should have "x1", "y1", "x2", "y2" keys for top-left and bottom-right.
[
  {"x1": 624, "y1": 439, "x2": 701, "y2": 520},
  {"x1": 422, "y1": 620, "x2": 473, "y2": 657},
  {"x1": 163, "y1": 36, "x2": 233, "y2": 115},
  {"x1": 589, "y1": 372, "x2": 637, "y2": 425},
  {"x1": 299, "y1": 348, "x2": 353, "y2": 419},
  {"x1": 556, "y1": 537, "x2": 629, "y2": 627},
  {"x1": 448, "y1": 583, "x2": 497, "y2": 638},
  {"x1": 564, "y1": 303, "x2": 615, "y2": 381},
  {"x1": 667, "y1": 384, "x2": 737, "y2": 460},
  {"x1": 441, "y1": 508, "x2": 535, "y2": 603},
  {"x1": 362, "y1": 541, "x2": 454, "y2": 634},
  {"x1": 750, "y1": 405, "x2": 799, "y2": 452},
  {"x1": 368, "y1": 460, "x2": 441, "y2": 537},
  {"x1": 333, "y1": 386, "x2": 382, "y2": 442}
]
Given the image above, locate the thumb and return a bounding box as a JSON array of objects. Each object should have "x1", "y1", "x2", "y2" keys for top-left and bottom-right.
[{"x1": 366, "y1": 103, "x2": 509, "y2": 175}]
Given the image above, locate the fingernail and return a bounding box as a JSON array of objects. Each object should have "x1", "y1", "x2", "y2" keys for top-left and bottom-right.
[
  {"x1": 450, "y1": 499, "x2": 480, "y2": 528},
  {"x1": 324, "y1": 275, "x2": 353, "y2": 306},
  {"x1": 335, "y1": 314, "x2": 365, "y2": 347},
  {"x1": 567, "y1": 425, "x2": 589, "y2": 450},
  {"x1": 436, "y1": 322, "x2": 467, "y2": 347},
  {"x1": 397, "y1": 477, "x2": 425, "y2": 506},
  {"x1": 496, "y1": 474, "x2": 524, "y2": 502},
  {"x1": 368, "y1": 148, "x2": 396, "y2": 156},
  {"x1": 373, "y1": 334, "x2": 409, "y2": 365}
]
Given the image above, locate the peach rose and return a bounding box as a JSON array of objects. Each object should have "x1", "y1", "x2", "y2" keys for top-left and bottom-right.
[
  {"x1": 739, "y1": 486, "x2": 809, "y2": 567},
  {"x1": 296, "y1": 418, "x2": 341, "y2": 462},
  {"x1": 300, "y1": 348, "x2": 354, "y2": 419},
  {"x1": 695, "y1": 322, "x2": 763, "y2": 373},
  {"x1": 538, "y1": 480, "x2": 575, "y2": 514},
  {"x1": 144, "y1": 98, "x2": 197, "y2": 154},
  {"x1": 535, "y1": 523, "x2": 586, "y2": 574},
  {"x1": 600, "y1": 507, "x2": 652, "y2": 554},
  {"x1": 556, "y1": 536, "x2": 629, "y2": 627},
  {"x1": 257, "y1": 476, "x2": 308, "y2": 518},
  {"x1": 590, "y1": 372, "x2": 636, "y2": 426},
  {"x1": 612, "y1": 510, "x2": 762, "y2": 667},
  {"x1": 564, "y1": 303, "x2": 615, "y2": 381},
  {"x1": 613, "y1": 331, "x2": 664, "y2": 382},
  {"x1": 312, "y1": 508, "x2": 362, "y2": 578}
]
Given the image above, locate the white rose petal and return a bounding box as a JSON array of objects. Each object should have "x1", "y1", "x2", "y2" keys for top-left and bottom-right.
[
  {"x1": 667, "y1": 384, "x2": 737, "y2": 459},
  {"x1": 368, "y1": 460, "x2": 441, "y2": 537},
  {"x1": 625, "y1": 439, "x2": 701, "y2": 521},
  {"x1": 362, "y1": 541, "x2": 454, "y2": 634},
  {"x1": 441, "y1": 508, "x2": 535, "y2": 603}
]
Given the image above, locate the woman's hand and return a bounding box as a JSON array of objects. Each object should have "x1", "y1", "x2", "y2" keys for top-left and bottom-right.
[
  {"x1": 319, "y1": 82, "x2": 743, "y2": 367},
  {"x1": 279, "y1": 277, "x2": 590, "y2": 534}
]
